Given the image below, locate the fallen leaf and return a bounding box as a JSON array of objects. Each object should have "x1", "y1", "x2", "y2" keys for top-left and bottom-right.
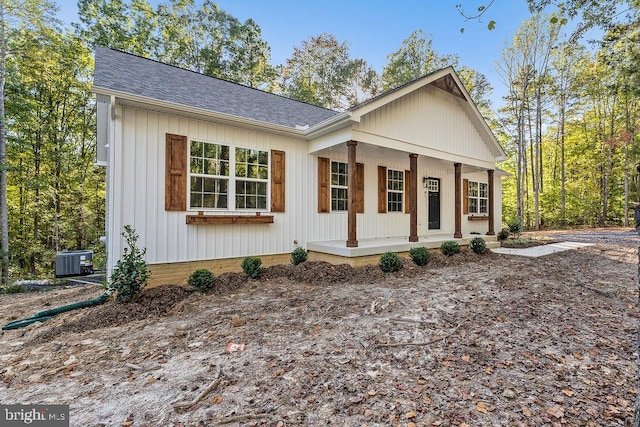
[
  {"x1": 461, "y1": 354, "x2": 470, "y2": 362},
  {"x1": 547, "y1": 405, "x2": 565, "y2": 419},
  {"x1": 231, "y1": 315, "x2": 246, "y2": 327},
  {"x1": 404, "y1": 411, "x2": 417, "y2": 419},
  {"x1": 522, "y1": 406, "x2": 532, "y2": 417},
  {"x1": 484, "y1": 366, "x2": 493, "y2": 374},
  {"x1": 145, "y1": 376, "x2": 156, "y2": 385},
  {"x1": 423, "y1": 396, "x2": 431, "y2": 405},
  {"x1": 476, "y1": 401, "x2": 488, "y2": 414},
  {"x1": 561, "y1": 389, "x2": 574, "y2": 397},
  {"x1": 212, "y1": 395, "x2": 223, "y2": 404},
  {"x1": 368, "y1": 389, "x2": 377, "y2": 396},
  {"x1": 226, "y1": 342, "x2": 245, "y2": 353}
]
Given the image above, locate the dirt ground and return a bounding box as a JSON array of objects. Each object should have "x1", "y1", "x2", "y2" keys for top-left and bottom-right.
[{"x1": 0, "y1": 227, "x2": 637, "y2": 426}]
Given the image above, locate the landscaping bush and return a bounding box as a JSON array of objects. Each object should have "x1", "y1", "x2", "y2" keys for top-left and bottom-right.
[
  {"x1": 440, "y1": 240, "x2": 461, "y2": 256},
  {"x1": 187, "y1": 269, "x2": 216, "y2": 292},
  {"x1": 507, "y1": 218, "x2": 522, "y2": 236},
  {"x1": 241, "y1": 256, "x2": 263, "y2": 279},
  {"x1": 379, "y1": 252, "x2": 402, "y2": 273},
  {"x1": 1, "y1": 283, "x2": 25, "y2": 294},
  {"x1": 497, "y1": 228, "x2": 509, "y2": 241},
  {"x1": 409, "y1": 247, "x2": 430, "y2": 266},
  {"x1": 291, "y1": 247, "x2": 308, "y2": 265},
  {"x1": 108, "y1": 225, "x2": 150, "y2": 303},
  {"x1": 469, "y1": 236, "x2": 487, "y2": 254}
]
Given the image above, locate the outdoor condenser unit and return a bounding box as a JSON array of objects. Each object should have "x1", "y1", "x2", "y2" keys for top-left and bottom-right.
[{"x1": 55, "y1": 250, "x2": 94, "y2": 278}]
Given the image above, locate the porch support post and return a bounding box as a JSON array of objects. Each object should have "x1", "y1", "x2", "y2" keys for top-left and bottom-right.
[
  {"x1": 454, "y1": 162, "x2": 462, "y2": 238},
  {"x1": 409, "y1": 153, "x2": 418, "y2": 242},
  {"x1": 346, "y1": 140, "x2": 358, "y2": 247},
  {"x1": 486, "y1": 169, "x2": 495, "y2": 235}
]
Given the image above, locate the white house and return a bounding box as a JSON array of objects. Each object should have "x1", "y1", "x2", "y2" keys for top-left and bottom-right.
[{"x1": 93, "y1": 47, "x2": 506, "y2": 285}]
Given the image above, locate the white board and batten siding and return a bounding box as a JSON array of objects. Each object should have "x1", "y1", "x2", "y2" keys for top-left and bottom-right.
[
  {"x1": 354, "y1": 84, "x2": 496, "y2": 168},
  {"x1": 107, "y1": 105, "x2": 312, "y2": 273}
]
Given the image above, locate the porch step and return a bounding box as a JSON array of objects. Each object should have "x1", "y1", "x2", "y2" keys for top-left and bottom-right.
[{"x1": 487, "y1": 241, "x2": 501, "y2": 249}]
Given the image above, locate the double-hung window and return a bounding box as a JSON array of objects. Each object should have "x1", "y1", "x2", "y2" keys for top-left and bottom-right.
[
  {"x1": 331, "y1": 161, "x2": 348, "y2": 211},
  {"x1": 235, "y1": 148, "x2": 269, "y2": 209},
  {"x1": 387, "y1": 169, "x2": 404, "y2": 212},
  {"x1": 189, "y1": 140, "x2": 269, "y2": 210},
  {"x1": 469, "y1": 181, "x2": 488, "y2": 214},
  {"x1": 190, "y1": 141, "x2": 229, "y2": 209}
]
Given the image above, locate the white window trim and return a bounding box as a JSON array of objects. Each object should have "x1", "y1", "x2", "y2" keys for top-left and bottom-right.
[
  {"x1": 469, "y1": 181, "x2": 488, "y2": 215},
  {"x1": 387, "y1": 168, "x2": 404, "y2": 213},
  {"x1": 330, "y1": 160, "x2": 348, "y2": 212},
  {"x1": 188, "y1": 138, "x2": 270, "y2": 212}
]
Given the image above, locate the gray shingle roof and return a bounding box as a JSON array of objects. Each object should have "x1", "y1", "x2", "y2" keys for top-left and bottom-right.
[{"x1": 93, "y1": 47, "x2": 340, "y2": 129}]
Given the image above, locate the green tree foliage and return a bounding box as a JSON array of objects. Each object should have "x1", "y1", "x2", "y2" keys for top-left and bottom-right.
[
  {"x1": 76, "y1": 0, "x2": 277, "y2": 88},
  {"x1": 281, "y1": 33, "x2": 379, "y2": 110},
  {"x1": 381, "y1": 30, "x2": 459, "y2": 91},
  {"x1": 75, "y1": 0, "x2": 158, "y2": 56},
  {"x1": 5, "y1": 25, "x2": 104, "y2": 277}
]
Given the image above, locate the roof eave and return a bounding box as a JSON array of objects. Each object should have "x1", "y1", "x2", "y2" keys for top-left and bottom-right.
[
  {"x1": 92, "y1": 86, "x2": 309, "y2": 137},
  {"x1": 303, "y1": 111, "x2": 356, "y2": 140}
]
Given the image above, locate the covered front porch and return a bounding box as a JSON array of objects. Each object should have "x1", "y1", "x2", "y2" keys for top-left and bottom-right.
[{"x1": 308, "y1": 233, "x2": 500, "y2": 258}]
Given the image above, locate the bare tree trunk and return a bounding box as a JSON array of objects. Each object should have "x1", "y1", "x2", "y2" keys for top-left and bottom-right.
[
  {"x1": 0, "y1": 5, "x2": 9, "y2": 285},
  {"x1": 560, "y1": 105, "x2": 566, "y2": 227},
  {"x1": 633, "y1": 204, "x2": 640, "y2": 427}
]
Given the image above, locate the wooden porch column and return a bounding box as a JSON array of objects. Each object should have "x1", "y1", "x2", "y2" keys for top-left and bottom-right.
[
  {"x1": 454, "y1": 162, "x2": 462, "y2": 238},
  {"x1": 346, "y1": 140, "x2": 358, "y2": 247},
  {"x1": 486, "y1": 169, "x2": 495, "y2": 235},
  {"x1": 409, "y1": 153, "x2": 418, "y2": 242}
]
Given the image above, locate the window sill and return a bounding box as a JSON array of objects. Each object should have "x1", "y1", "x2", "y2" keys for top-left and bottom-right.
[
  {"x1": 186, "y1": 214, "x2": 274, "y2": 225},
  {"x1": 468, "y1": 215, "x2": 489, "y2": 221}
]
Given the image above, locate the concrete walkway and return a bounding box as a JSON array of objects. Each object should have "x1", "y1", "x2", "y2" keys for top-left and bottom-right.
[{"x1": 491, "y1": 241, "x2": 593, "y2": 258}]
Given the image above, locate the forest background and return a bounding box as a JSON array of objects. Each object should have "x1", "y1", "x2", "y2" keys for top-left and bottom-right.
[{"x1": 0, "y1": 0, "x2": 638, "y2": 282}]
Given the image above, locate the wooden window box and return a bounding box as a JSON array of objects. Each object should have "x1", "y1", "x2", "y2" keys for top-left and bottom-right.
[
  {"x1": 186, "y1": 214, "x2": 274, "y2": 225},
  {"x1": 467, "y1": 215, "x2": 489, "y2": 221}
]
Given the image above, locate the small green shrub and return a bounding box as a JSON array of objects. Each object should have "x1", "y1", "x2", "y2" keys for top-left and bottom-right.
[
  {"x1": 507, "y1": 218, "x2": 522, "y2": 236},
  {"x1": 1, "y1": 283, "x2": 25, "y2": 294},
  {"x1": 497, "y1": 228, "x2": 509, "y2": 241},
  {"x1": 469, "y1": 236, "x2": 487, "y2": 254},
  {"x1": 291, "y1": 247, "x2": 308, "y2": 265},
  {"x1": 440, "y1": 240, "x2": 461, "y2": 257},
  {"x1": 409, "y1": 247, "x2": 430, "y2": 266},
  {"x1": 241, "y1": 256, "x2": 263, "y2": 279},
  {"x1": 379, "y1": 252, "x2": 402, "y2": 273},
  {"x1": 187, "y1": 269, "x2": 216, "y2": 292},
  {"x1": 108, "y1": 225, "x2": 150, "y2": 303}
]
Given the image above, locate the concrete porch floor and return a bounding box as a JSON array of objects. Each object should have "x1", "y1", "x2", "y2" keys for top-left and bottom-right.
[{"x1": 307, "y1": 233, "x2": 500, "y2": 258}]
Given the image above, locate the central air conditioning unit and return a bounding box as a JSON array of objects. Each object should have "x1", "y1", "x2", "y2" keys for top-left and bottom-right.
[{"x1": 55, "y1": 250, "x2": 94, "y2": 278}]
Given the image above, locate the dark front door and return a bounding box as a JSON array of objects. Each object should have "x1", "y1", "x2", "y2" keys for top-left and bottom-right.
[{"x1": 427, "y1": 178, "x2": 440, "y2": 230}]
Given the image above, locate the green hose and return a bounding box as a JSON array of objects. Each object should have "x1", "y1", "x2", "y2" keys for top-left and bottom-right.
[{"x1": 1, "y1": 293, "x2": 110, "y2": 331}]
